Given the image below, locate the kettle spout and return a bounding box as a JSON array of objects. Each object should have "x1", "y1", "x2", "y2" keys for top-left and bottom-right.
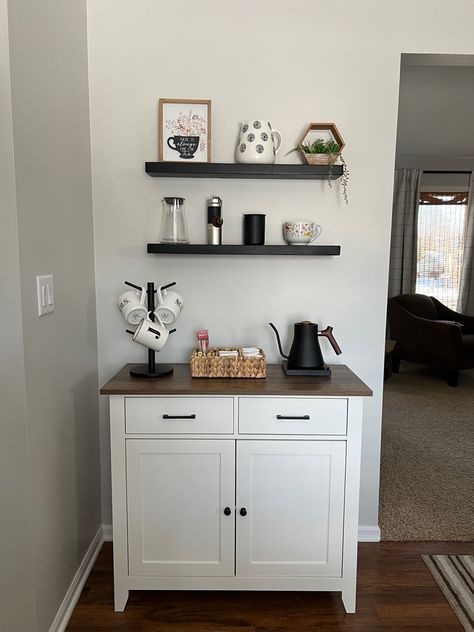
[{"x1": 269, "y1": 323, "x2": 288, "y2": 359}]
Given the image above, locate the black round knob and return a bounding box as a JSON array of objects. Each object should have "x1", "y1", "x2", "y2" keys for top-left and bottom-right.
[
  {"x1": 223, "y1": 507, "x2": 231, "y2": 516},
  {"x1": 240, "y1": 507, "x2": 247, "y2": 517}
]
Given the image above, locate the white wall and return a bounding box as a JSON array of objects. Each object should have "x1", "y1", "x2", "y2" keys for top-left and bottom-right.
[
  {"x1": 5, "y1": 0, "x2": 101, "y2": 629},
  {"x1": 87, "y1": 0, "x2": 474, "y2": 532}
]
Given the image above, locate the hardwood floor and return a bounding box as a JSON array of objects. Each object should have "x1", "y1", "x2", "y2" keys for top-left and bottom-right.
[{"x1": 67, "y1": 541, "x2": 473, "y2": 631}]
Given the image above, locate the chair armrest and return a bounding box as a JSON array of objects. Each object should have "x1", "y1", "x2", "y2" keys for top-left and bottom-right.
[
  {"x1": 432, "y1": 297, "x2": 474, "y2": 333},
  {"x1": 388, "y1": 300, "x2": 463, "y2": 368}
]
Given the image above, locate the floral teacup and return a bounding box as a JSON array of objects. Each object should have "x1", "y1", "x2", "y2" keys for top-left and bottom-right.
[{"x1": 283, "y1": 220, "x2": 322, "y2": 245}]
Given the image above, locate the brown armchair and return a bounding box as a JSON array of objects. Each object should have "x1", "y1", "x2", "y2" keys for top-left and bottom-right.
[{"x1": 387, "y1": 293, "x2": 474, "y2": 386}]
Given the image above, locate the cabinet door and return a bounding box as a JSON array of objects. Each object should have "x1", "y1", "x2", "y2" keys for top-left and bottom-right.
[
  {"x1": 236, "y1": 440, "x2": 345, "y2": 577},
  {"x1": 127, "y1": 439, "x2": 235, "y2": 576}
]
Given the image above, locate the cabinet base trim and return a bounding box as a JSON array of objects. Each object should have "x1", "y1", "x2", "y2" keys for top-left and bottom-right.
[{"x1": 126, "y1": 577, "x2": 343, "y2": 591}]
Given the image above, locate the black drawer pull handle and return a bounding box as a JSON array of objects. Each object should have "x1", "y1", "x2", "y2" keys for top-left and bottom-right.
[
  {"x1": 276, "y1": 414, "x2": 310, "y2": 420},
  {"x1": 240, "y1": 507, "x2": 247, "y2": 517},
  {"x1": 162, "y1": 414, "x2": 197, "y2": 420},
  {"x1": 223, "y1": 507, "x2": 232, "y2": 516}
]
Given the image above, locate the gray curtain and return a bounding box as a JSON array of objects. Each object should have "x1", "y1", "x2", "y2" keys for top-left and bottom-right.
[
  {"x1": 388, "y1": 169, "x2": 422, "y2": 297},
  {"x1": 457, "y1": 174, "x2": 474, "y2": 315}
]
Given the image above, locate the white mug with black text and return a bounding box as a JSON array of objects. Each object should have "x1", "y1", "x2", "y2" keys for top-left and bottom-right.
[
  {"x1": 118, "y1": 287, "x2": 147, "y2": 324},
  {"x1": 132, "y1": 313, "x2": 169, "y2": 352},
  {"x1": 155, "y1": 287, "x2": 184, "y2": 325}
]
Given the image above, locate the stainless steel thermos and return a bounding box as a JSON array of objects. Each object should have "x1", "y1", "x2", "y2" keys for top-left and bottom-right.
[{"x1": 207, "y1": 195, "x2": 223, "y2": 245}]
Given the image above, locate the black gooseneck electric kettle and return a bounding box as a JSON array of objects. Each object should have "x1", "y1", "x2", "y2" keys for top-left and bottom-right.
[{"x1": 269, "y1": 321, "x2": 342, "y2": 376}]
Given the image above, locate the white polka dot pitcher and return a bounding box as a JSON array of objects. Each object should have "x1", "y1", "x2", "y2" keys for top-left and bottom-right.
[{"x1": 235, "y1": 120, "x2": 282, "y2": 164}]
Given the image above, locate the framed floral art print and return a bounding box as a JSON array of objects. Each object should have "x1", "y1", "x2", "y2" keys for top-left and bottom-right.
[{"x1": 159, "y1": 98, "x2": 211, "y2": 163}]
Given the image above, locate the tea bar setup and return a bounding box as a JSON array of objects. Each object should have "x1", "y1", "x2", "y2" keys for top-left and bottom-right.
[
  {"x1": 109, "y1": 283, "x2": 372, "y2": 614},
  {"x1": 102, "y1": 110, "x2": 372, "y2": 619}
]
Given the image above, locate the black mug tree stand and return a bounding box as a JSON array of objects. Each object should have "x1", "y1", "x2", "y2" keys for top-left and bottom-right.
[{"x1": 124, "y1": 280, "x2": 176, "y2": 378}]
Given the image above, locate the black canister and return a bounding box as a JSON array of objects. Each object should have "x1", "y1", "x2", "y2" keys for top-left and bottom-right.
[
  {"x1": 207, "y1": 195, "x2": 223, "y2": 245},
  {"x1": 243, "y1": 214, "x2": 266, "y2": 245}
]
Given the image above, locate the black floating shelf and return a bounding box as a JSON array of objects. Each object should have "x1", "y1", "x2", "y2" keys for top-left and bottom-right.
[
  {"x1": 147, "y1": 244, "x2": 341, "y2": 256},
  {"x1": 145, "y1": 162, "x2": 343, "y2": 180}
]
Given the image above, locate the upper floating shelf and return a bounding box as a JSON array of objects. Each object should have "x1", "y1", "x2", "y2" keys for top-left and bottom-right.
[
  {"x1": 145, "y1": 162, "x2": 343, "y2": 180},
  {"x1": 147, "y1": 244, "x2": 341, "y2": 256}
]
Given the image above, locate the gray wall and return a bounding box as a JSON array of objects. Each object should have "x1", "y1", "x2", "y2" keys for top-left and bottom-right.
[
  {"x1": 396, "y1": 64, "x2": 474, "y2": 159},
  {"x1": 396, "y1": 61, "x2": 474, "y2": 185},
  {"x1": 0, "y1": 1, "x2": 36, "y2": 629},
  {"x1": 2, "y1": 0, "x2": 101, "y2": 630}
]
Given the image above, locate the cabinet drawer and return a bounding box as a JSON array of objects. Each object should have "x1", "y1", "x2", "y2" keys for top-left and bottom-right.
[
  {"x1": 238, "y1": 398, "x2": 347, "y2": 435},
  {"x1": 125, "y1": 397, "x2": 234, "y2": 434}
]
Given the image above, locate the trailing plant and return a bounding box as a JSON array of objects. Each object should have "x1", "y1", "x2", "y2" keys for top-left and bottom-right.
[
  {"x1": 339, "y1": 155, "x2": 349, "y2": 205},
  {"x1": 287, "y1": 138, "x2": 349, "y2": 204}
]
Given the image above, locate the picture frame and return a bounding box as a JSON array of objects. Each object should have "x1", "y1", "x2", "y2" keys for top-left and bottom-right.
[{"x1": 159, "y1": 98, "x2": 211, "y2": 163}]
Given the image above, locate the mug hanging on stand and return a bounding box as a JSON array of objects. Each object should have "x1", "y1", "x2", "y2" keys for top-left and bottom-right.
[
  {"x1": 117, "y1": 287, "x2": 147, "y2": 324},
  {"x1": 128, "y1": 313, "x2": 171, "y2": 352},
  {"x1": 155, "y1": 286, "x2": 184, "y2": 325},
  {"x1": 235, "y1": 120, "x2": 282, "y2": 164}
]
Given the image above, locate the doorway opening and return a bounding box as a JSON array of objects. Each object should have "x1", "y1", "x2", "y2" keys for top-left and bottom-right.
[{"x1": 380, "y1": 53, "x2": 474, "y2": 541}]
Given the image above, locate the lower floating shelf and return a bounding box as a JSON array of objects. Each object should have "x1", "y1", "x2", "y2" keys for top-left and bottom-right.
[{"x1": 147, "y1": 244, "x2": 341, "y2": 256}]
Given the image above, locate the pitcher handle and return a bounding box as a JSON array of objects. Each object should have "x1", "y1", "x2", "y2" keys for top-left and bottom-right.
[
  {"x1": 272, "y1": 129, "x2": 282, "y2": 155},
  {"x1": 310, "y1": 225, "x2": 322, "y2": 243}
]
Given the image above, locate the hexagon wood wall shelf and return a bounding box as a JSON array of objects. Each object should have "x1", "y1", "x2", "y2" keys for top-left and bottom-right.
[{"x1": 298, "y1": 122, "x2": 345, "y2": 165}]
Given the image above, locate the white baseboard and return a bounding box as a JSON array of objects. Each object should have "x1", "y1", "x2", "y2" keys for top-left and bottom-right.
[
  {"x1": 103, "y1": 523, "x2": 113, "y2": 541},
  {"x1": 49, "y1": 526, "x2": 104, "y2": 632},
  {"x1": 358, "y1": 525, "x2": 381, "y2": 542}
]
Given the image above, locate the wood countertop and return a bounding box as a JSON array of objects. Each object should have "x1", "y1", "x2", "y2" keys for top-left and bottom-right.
[{"x1": 100, "y1": 364, "x2": 372, "y2": 397}]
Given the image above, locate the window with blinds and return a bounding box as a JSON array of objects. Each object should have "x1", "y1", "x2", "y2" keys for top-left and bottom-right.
[{"x1": 416, "y1": 192, "x2": 468, "y2": 310}]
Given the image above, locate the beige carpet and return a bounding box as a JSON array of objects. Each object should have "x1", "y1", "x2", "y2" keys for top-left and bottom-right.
[{"x1": 380, "y1": 362, "x2": 474, "y2": 541}]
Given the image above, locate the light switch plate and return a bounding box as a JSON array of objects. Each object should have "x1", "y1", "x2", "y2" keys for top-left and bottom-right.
[{"x1": 36, "y1": 275, "x2": 55, "y2": 316}]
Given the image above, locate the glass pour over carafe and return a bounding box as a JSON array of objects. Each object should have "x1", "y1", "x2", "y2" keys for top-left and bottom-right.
[{"x1": 160, "y1": 196, "x2": 190, "y2": 243}]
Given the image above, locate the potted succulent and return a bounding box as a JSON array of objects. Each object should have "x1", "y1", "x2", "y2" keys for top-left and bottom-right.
[
  {"x1": 299, "y1": 137, "x2": 341, "y2": 165},
  {"x1": 287, "y1": 122, "x2": 350, "y2": 204}
]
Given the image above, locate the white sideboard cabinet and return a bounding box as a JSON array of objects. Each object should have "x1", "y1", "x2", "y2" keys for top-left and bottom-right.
[{"x1": 101, "y1": 364, "x2": 372, "y2": 614}]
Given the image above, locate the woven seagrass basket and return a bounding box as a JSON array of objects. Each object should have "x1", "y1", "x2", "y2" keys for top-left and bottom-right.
[{"x1": 190, "y1": 347, "x2": 266, "y2": 379}]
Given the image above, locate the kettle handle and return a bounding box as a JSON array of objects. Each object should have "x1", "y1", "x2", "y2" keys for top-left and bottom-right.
[{"x1": 319, "y1": 326, "x2": 342, "y2": 355}]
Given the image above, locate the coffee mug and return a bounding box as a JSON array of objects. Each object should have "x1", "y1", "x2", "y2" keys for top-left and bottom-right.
[
  {"x1": 132, "y1": 313, "x2": 169, "y2": 352},
  {"x1": 118, "y1": 288, "x2": 147, "y2": 324},
  {"x1": 283, "y1": 220, "x2": 322, "y2": 245},
  {"x1": 155, "y1": 287, "x2": 184, "y2": 325}
]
